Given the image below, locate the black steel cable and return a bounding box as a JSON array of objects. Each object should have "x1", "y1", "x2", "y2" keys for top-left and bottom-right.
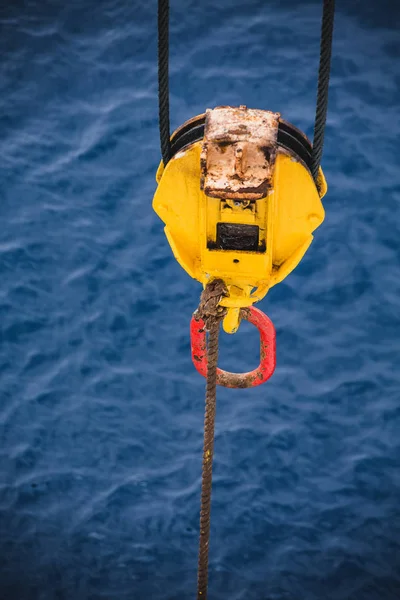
[
  {"x1": 311, "y1": 0, "x2": 335, "y2": 185},
  {"x1": 158, "y1": 0, "x2": 171, "y2": 165},
  {"x1": 157, "y1": 0, "x2": 334, "y2": 183}
]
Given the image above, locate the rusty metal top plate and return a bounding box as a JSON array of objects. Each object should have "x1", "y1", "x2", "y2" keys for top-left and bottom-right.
[{"x1": 200, "y1": 106, "x2": 280, "y2": 200}]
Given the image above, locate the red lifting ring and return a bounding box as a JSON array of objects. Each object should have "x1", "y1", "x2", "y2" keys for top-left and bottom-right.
[{"x1": 190, "y1": 306, "x2": 276, "y2": 388}]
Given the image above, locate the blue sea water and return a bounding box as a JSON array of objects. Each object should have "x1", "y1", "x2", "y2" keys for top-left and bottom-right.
[{"x1": 1, "y1": 0, "x2": 400, "y2": 598}]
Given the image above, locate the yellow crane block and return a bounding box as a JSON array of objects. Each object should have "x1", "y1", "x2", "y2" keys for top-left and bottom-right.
[{"x1": 153, "y1": 107, "x2": 327, "y2": 333}]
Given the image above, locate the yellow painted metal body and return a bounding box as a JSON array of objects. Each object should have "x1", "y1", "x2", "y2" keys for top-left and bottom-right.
[{"x1": 153, "y1": 131, "x2": 327, "y2": 333}]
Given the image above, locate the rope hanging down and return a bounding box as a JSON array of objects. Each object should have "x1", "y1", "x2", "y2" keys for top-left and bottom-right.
[
  {"x1": 193, "y1": 280, "x2": 227, "y2": 599},
  {"x1": 310, "y1": 0, "x2": 335, "y2": 182},
  {"x1": 158, "y1": 0, "x2": 171, "y2": 165}
]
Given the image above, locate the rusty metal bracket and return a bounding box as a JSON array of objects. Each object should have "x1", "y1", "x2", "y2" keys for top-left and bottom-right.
[{"x1": 200, "y1": 105, "x2": 280, "y2": 200}]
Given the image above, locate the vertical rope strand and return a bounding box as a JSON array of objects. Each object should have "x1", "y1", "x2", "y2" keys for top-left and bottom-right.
[
  {"x1": 158, "y1": 0, "x2": 171, "y2": 165},
  {"x1": 311, "y1": 0, "x2": 335, "y2": 184},
  {"x1": 197, "y1": 321, "x2": 220, "y2": 599}
]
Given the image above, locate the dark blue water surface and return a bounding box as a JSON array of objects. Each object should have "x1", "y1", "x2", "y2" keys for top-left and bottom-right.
[{"x1": 1, "y1": 1, "x2": 400, "y2": 598}]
